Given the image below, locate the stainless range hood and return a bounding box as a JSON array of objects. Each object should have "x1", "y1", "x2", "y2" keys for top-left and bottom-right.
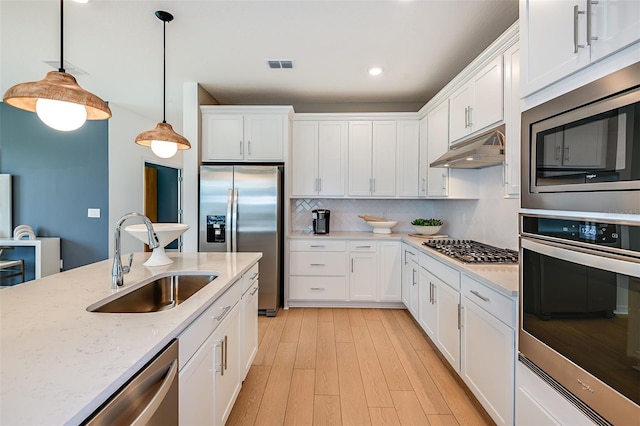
[{"x1": 430, "y1": 125, "x2": 505, "y2": 169}]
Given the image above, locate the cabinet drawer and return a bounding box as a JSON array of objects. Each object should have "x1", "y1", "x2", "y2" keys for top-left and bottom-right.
[
  {"x1": 290, "y1": 239, "x2": 346, "y2": 252},
  {"x1": 420, "y1": 252, "x2": 460, "y2": 290},
  {"x1": 349, "y1": 241, "x2": 377, "y2": 252},
  {"x1": 289, "y1": 276, "x2": 347, "y2": 300},
  {"x1": 462, "y1": 274, "x2": 516, "y2": 328},
  {"x1": 290, "y1": 252, "x2": 347, "y2": 276},
  {"x1": 242, "y1": 262, "x2": 259, "y2": 294},
  {"x1": 178, "y1": 280, "x2": 242, "y2": 370}
]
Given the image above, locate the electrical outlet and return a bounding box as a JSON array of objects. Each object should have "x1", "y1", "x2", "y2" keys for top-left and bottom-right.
[{"x1": 88, "y1": 208, "x2": 100, "y2": 218}]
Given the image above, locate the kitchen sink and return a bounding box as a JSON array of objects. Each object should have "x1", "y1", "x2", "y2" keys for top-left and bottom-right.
[{"x1": 87, "y1": 273, "x2": 217, "y2": 313}]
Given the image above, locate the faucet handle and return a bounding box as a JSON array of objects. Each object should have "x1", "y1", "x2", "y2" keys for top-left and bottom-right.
[{"x1": 123, "y1": 253, "x2": 134, "y2": 274}]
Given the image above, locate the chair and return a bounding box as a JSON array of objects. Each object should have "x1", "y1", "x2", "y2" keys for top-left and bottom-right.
[{"x1": 0, "y1": 246, "x2": 25, "y2": 285}]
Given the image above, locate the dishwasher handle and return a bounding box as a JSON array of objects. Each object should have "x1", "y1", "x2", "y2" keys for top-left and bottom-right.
[{"x1": 131, "y1": 359, "x2": 178, "y2": 426}]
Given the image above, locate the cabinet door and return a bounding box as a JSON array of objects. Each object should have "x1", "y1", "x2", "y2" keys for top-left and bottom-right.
[
  {"x1": 179, "y1": 335, "x2": 214, "y2": 425},
  {"x1": 318, "y1": 121, "x2": 348, "y2": 197},
  {"x1": 461, "y1": 297, "x2": 515, "y2": 425},
  {"x1": 372, "y1": 121, "x2": 397, "y2": 197},
  {"x1": 244, "y1": 115, "x2": 284, "y2": 161},
  {"x1": 401, "y1": 245, "x2": 416, "y2": 308},
  {"x1": 427, "y1": 101, "x2": 450, "y2": 197},
  {"x1": 418, "y1": 117, "x2": 428, "y2": 197},
  {"x1": 472, "y1": 56, "x2": 503, "y2": 132},
  {"x1": 449, "y1": 82, "x2": 473, "y2": 142},
  {"x1": 521, "y1": 0, "x2": 591, "y2": 96},
  {"x1": 213, "y1": 305, "x2": 241, "y2": 426},
  {"x1": 397, "y1": 121, "x2": 420, "y2": 197},
  {"x1": 379, "y1": 241, "x2": 401, "y2": 302},
  {"x1": 202, "y1": 115, "x2": 244, "y2": 161},
  {"x1": 409, "y1": 261, "x2": 420, "y2": 318},
  {"x1": 436, "y1": 280, "x2": 460, "y2": 372},
  {"x1": 242, "y1": 281, "x2": 259, "y2": 380},
  {"x1": 591, "y1": 0, "x2": 640, "y2": 62},
  {"x1": 418, "y1": 266, "x2": 437, "y2": 339},
  {"x1": 291, "y1": 121, "x2": 319, "y2": 197},
  {"x1": 348, "y1": 121, "x2": 373, "y2": 196},
  {"x1": 349, "y1": 251, "x2": 377, "y2": 301},
  {"x1": 503, "y1": 44, "x2": 521, "y2": 197}
]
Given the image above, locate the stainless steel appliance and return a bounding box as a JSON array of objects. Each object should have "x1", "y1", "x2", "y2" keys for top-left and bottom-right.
[
  {"x1": 519, "y1": 213, "x2": 640, "y2": 425},
  {"x1": 199, "y1": 165, "x2": 282, "y2": 316},
  {"x1": 422, "y1": 239, "x2": 518, "y2": 264},
  {"x1": 312, "y1": 209, "x2": 330, "y2": 234},
  {"x1": 521, "y1": 61, "x2": 640, "y2": 214},
  {"x1": 84, "y1": 339, "x2": 178, "y2": 425}
]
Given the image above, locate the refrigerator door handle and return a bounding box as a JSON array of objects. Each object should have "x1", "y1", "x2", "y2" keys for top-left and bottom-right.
[
  {"x1": 226, "y1": 189, "x2": 233, "y2": 252},
  {"x1": 231, "y1": 188, "x2": 238, "y2": 252}
]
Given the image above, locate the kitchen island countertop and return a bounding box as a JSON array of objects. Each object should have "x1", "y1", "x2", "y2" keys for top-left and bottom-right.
[{"x1": 0, "y1": 251, "x2": 261, "y2": 425}]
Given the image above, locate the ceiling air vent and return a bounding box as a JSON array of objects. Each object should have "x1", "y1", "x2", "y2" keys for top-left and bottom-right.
[{"x1": 267, "y1": 60, "x2": 294, "y2": 69}]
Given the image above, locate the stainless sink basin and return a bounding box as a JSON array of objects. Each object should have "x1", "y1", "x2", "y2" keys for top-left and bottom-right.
[{"x1": 87, "y1": 273, "x2": 217, "y2": 313}]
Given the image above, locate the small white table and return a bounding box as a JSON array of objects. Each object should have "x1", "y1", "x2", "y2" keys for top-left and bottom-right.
[{"x1": 0, "y1": 238, "x2": 60, "y2": 279}]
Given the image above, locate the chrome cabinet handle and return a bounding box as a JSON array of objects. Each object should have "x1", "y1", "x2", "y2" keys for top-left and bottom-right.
[
  {"x1": 251, "y1": 272, "x2": 259, "y2": 280},
  {"x1": 310, "y1": 287, "x2": 325, "y2": 291},
  {"x1": 565, "y1": 146, "x2": 570, "y2": 162},
  {"x1": 441, "y1": 173, "x2": 447, "y2": 191},
  {"x1": 250, "y1": 285, "x2": 259, "y2": 296},
  {"x1": 467, "y1": 106, "x2": 473, "y2": 127},
  {"x1": 310, "y1": 263, "x2": 326, "y2": 267},
  {"x1": 214, "y1": 305, "x2": 232, "y2": 321},
  {"x1": 574, "y1": 5, "x2": 586, "y2": 53},
  {"x1": 356, "y1": 245, "x2": 371, "y2": 249},
  {"x1": 314, "y1": 178, "x2": 318, "y2": 192},
  {"x1": 372, "y1": 178, "x2": 375, "y2": 193},
  {"x1": 587, "y1": 0, "x2": 596, "y2": 44},
  {"x1": 412, "y1": 268, "x2": 416, "y2": 286},
  {"x1": 351, "y1": 258, "x2": 354, "y2": 273},
  {"x1": 458, "y1": 304, "x2": 462, "y2": 330},
  {"x1": 247, "y1": 141, "x2": 251, "y2": 156},
  {"x1": 464, "y1": 106, "x2": 468, "y2": 128},
  {"x1": 239, "y1": 140, "x2": 243, "y2": 156},
  {"x1": 310, "y1": 245, "x2": 325, "y2": 248},
  {"x1": 221, "y1": 337, "x2": 226, "y2": 376},
  {"x1": 470, "y1": 289, "x2": 490, "y2": 302},
  {"x1": 318, "y1": 177, "x2": 322, "y2": 192},
  {"x1": 421, "y1": 178, "x2": 426, "y2": 193},
  {"x1": 223, "y1": 335, "x2": 228, "y2": 371}
]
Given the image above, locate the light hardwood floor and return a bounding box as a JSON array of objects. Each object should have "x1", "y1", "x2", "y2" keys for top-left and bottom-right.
[{"x1": 227, "y1": 308, "x2": 493, "y2": 426}]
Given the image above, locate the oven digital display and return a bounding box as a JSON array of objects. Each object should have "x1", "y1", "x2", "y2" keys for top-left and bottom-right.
[{"x1": 579, "y1": 224, "x2": 598, "y2": 240}]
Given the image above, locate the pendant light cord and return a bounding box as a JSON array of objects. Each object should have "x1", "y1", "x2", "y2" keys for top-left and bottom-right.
[
  {"x1": 162, "y1": 18, "x2": 166, "y2": 124},
  {"x1": 59, "y1": 0, "x2": 65, "y2": 73}
]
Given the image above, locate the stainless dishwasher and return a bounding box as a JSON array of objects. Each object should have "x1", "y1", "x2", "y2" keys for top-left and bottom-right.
[{"x1": 84, "y1": 339, "x2": 178, "y2": 425}]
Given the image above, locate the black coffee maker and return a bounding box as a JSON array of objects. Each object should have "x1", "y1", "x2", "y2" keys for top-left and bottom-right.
[{"x1": 312, "y1": 209, "x2": 330, "y2": 234}]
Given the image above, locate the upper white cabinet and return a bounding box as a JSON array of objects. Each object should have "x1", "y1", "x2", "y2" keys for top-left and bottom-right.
[
  {"x1": 291, "y1": 121, "x2": 347, "y2": 197},
  {"x1": 449, "y1": 56, "x2": 504, "y2": 143},
  {"x1": 348, "y1": 121, "x2": 397, "y2": 197},
  {"x1": 521, "y1": 0, "x2": 640, "y2": 96},
  {"x1": 201, "y1": 106, "x2": 292, "y2": 162},
  {"x1": 396, "y1": 121, "x2": 421, "y2": 197}
]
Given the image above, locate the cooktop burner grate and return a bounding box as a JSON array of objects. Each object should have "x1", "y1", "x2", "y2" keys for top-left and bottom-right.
[{"x1": 422, "y1": 239, "x2": 519, "y2": 264}]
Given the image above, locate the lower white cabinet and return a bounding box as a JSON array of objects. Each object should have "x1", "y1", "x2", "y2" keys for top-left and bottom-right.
[
  {"x1": 212, "y1": 304, "x2": 241, "y2": 426},
  {"x1": 378, "y1": 241, "x2": 401, "y2": 301},
  {"x1": 241, "y1": 265, "x2": 259, "y2": 380},
  {"x1": 349, "y1": 241, "x2": 378, "y2": 301},
  {"x1": 179, "y1": 333, "x2": 215, "y2": 425},
  {"x1": 401, "y1": 243, "x2": 419, "y2": 315}
]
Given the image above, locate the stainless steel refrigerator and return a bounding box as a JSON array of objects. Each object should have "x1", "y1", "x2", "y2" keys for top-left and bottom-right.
[{"x1": 199, "y1": 165, "x2": 282, "y2": 316}]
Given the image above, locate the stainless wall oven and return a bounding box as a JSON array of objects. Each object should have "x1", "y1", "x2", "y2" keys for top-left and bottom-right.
[
  {"x1": 519, "y1": 213, "x2": 640, "y2": 425},
  {"x1": 521, "y1": 61, "x2": 640, "y2": 214}
]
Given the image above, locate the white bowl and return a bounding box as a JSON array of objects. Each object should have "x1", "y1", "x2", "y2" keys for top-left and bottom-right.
[
  {"x1": 125, "y1": 223, "x2": 189, "y2": 266},
  {"x1": 412, "y1": 225, "x2": 442, "y2": 235},
  {"x1": 366, "y1": 220, "x2": 398, "y2": 234}
]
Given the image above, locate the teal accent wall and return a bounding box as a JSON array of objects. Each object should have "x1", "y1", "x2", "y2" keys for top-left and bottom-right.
[{"x1": 0, "y1": 102, "x2": 109, "y2": 271}]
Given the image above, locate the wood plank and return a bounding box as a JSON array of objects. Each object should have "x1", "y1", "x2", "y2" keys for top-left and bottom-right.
[
  {"x1": 416, "y1": 350, "x2": 490, "y2": 425},
  {"x1": 366, "y1": 319, "x2": 413, "y2": 391},
  {"x1": 281, "y1": 307, "x2": 304, "y2": 343},
  {"x1": 363, "y1": 308, "x2": 381, "y2": 321},
  {"x1": 336, "y1": 342, "x2": 372, "y2": 425},
  {"x1": 392, "y1": 309, "x2": 431, "y2": 350},
  {"x1": 254, "y1": 342, "x2": 297, "y2": 425},
  {"x1": 333, "y1": 308, "x2": 353, "y2": 343},
  {"x1": 369, "y1": 407, "x2": 401, "y2": 426},
  {"x1": 314, "y1": 395, "x2": 342, "y2": 426},
  {"x1": 390, "y1": 390, "x2": 431, "y2": 426},
  {"x1": 426, "y1": 415, "x2": 460, "y2": 426},
  {"x1": 348, "y1": 308, "x2": 367, "y2": 327},
  {"x1": 315, "y1": 320, "x2": 339, "y2": 395},
  {"x1": 253, "y1": 309, "x2": 289, "y2": 366},
  {"x1": 352, "y1": 325, "x2": 394, "y2": 407},
  {"x1": 226, "y1": 365, "x2": 271, "y2": 426},
  {"x1": 386, "y1": 327, "x2": 451, "y2": 415},
  {"x1": 284, "y1": 369, "x2": 315, "y2": 426},
  {"x1": 378, "y1": 309, "x2": 402, "y2": 331},
  {"x1": 295, "y1": 308, "x2": 318, "y2": 369},
  {"x1": 258, "y1": 315, "x2": 270, "y2": 346},
  {"x1": 317, "y1": 307, "x2": 334, "y2": 322}
]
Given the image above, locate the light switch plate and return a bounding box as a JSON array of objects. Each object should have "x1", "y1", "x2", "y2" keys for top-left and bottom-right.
[{"x1": 88, "y1": 208, "x2": 100, "y2": 218}]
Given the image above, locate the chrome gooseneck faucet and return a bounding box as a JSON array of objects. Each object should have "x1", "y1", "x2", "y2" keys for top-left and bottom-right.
[{"x1": 111, "y1": 212, "x2": 160, "y2": 289}]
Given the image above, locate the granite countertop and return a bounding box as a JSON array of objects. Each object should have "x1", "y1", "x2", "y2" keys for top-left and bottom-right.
[
  {"x1": 289, "y1": 231, "x2": 518, "y2": 296},
  {"x1": 0, "y1": 252, "x2": 261, "y2": 425}
]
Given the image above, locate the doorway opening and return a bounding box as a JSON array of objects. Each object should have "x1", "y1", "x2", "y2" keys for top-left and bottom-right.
[{"x1": 144, "y1": 162, "x2": 182, "y2": 251}]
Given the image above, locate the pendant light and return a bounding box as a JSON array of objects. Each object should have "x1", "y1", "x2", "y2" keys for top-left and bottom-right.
[
  {"x1": 135, "y1": 11, "x2": 190, "y2": 159},
  {"x1": 2, "y1": 0, "x2": 111, "y2": 131}
]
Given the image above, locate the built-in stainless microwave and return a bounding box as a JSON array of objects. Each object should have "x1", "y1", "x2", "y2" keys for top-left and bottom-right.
[{"x1": 521, "y1": 61, "x2": 640, "y2": 214}]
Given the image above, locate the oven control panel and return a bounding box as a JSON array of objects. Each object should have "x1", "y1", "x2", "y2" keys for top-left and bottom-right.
[{"x1": 522, "y1": 216, "x2": 629, "y2": 249}]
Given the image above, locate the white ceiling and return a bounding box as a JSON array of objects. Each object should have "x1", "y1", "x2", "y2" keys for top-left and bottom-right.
[{"x1": 0, "y1": 0, "x2": 518, "y2": 127}]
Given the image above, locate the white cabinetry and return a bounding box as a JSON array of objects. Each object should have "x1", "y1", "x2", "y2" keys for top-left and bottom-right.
[
  {"x1": 378, "y1": 241, "x2": 401, "y2": 302},
  {"x1": 503, "y1": 43, "x2": 521, "y2": 197},
  {"x1": 348, "y1": 121, "x2": 397, "y2": 197},
  {"x1": 396, "y1": 121, "x2": 420, "y2": 197},
  {"x1": 291, "y1": 121, "x2": 347, "y2": 197},
  {"x1": 289, "y1": 240, "x2": 348, "y2": 301},
  {"x1": 349, "y1": 241, "x2": 377, "y2": 301},
  {"x1": 201, "y1": 106, "x2": 291, "y2": 162},
  {"x1": 401, "y1": 244, "x2": 419, "y2": 316},
  {"x1": 449, "y1": 56, "x2": 503, "y2": 143},
  {"x1": 521, "y1": 0, "x2": 640, "y2": 96},
  {"x1": 460, "y1": 275, "x2": 516, "y2": 426},
  {"x1": 179, "y1": 332, "x2": 215, "y2": 425},
  {"x1": 212, "y1": 303, "x2": 241, "y2": 426},
  {"x1": 241, "y1": 263, "x2": 259, "y2": 380}
]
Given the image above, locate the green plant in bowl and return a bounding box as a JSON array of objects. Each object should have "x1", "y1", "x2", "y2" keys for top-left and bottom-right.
[
  {"x1": 411, "y1": 218, "x2": 443, "y2": 235},
  {"x1": 411, "y1": 218, "x2": 443, "y2": 226}
]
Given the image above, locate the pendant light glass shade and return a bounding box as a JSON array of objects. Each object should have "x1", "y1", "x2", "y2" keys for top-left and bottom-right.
[
  {"x1": 2, "y1": 1, "x2": 111, "y2": 131},
  {"x1": 135, "y1": 10, "x2": 190, "y2": 158}
]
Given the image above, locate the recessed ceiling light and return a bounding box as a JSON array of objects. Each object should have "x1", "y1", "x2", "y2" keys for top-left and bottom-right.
[{"x1": 369, "y1": 67, "x2": 383, "y2": 76}]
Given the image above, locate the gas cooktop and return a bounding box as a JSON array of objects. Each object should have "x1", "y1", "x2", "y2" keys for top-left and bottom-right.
[{"x1": 423, "y1": 239, "x2": 519, "y2": 264}]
